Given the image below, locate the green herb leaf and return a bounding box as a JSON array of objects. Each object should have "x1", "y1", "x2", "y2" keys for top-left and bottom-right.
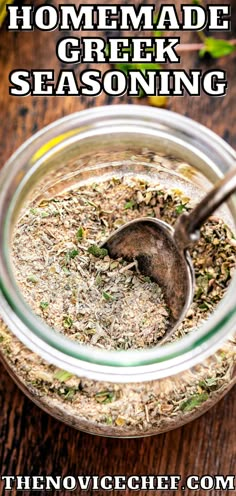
[
  {"x1": 63, "y1": 316, "x2": 73, "y2": 329},
  {"x1": 68, "y1": 249, "x2": 79, "y2": 259},
  {"x1": 114, "y1": 61, "x2": 160, "y2": 97},
  {"x1": 153, "y1": 13, "x2": 163, "y2": 37},
  {"x1": 41, "y1": 211, "x2": 49, "y2": 218},
  {"x1": 199, "y1": 38, "x2": 235, "y2": 59},
  {"x1": 196, "y1": 275, "x2": 209, "y2": 295},
  {"x1": 199, "y1": 378, "x2": 218, "y2": 391},
  {"x1": 65, "y1": 249, "x2": 79, "y2": 264},
  {"x1": 115, "y1": 62, "x2": 134, "y2": 75},
  {"x1": 105, "y1": 416, "x2": 113, "y2": 425},
  {"x1": 27, "y1": 275, "x2": 38, "y2": 284},
  {"x1": 64, "y1": 389, "x2": 75, "y2": 400},
  {"x1": 95, "y1": 390, "x2": 115, "y2": 404},
  {"x1": 124, "y1": 200, "x2": 136, "y2": 210},
  {"x1": 180, "y1": 393, "x2": 208, "y2": 412},
  {"x1": 55, "y1": 370, "x2": 73, "y2": 382},
  {"x1": 140, "y1": 62, "x2": 160, "y2": 72},
  {"x1": 154, "y1": 30, "x2": 163, "y2": 38},
  {"x1": 76, "y1": 227, "x2": 84, "y2": 240},
  {"x1": 62, "y1": 266, "x2": 71, "y2": 275},
  {"x1": 30, "y1": 208, "x2": 38, "y2": 215},
  {"x1": 102, "y1": 291, "x2": 114, "y2": 301},
  {"x1": 199, "y1": 302, "x2": 211, "y2": 310},
  {"x1": 40, "y1": 301, "x2": 49, "y2": 310},
  {"x1": 95, "y1": 274, "x2": 102, "y2": 286},
  {"x1": 175, "y1": 203, "x2": 187, "y2": 214},
  {"x1": 88, "y1": 245, "x2": 108, "y2": 259}
]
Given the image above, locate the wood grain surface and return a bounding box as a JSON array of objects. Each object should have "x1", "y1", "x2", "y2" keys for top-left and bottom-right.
[{"x1": 0, "y1": 1, "x2": 235, "y2": 495}]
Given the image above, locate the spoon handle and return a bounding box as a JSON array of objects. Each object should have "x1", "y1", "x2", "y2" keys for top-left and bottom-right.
[{"x1": 174, "y1": 167, "x2": 236, "y2": 250}]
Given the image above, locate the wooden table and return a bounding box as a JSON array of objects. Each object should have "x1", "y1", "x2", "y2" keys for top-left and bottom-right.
[{"x1": 0, "y1": 1, "x2": 235, "y2": 494}]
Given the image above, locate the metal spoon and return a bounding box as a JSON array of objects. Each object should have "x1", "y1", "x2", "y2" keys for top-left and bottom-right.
[{"x1": 102, "y1": 168, "x2": 236, "y2": 343}]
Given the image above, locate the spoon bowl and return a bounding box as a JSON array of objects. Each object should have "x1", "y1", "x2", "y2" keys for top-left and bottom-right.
[{"x1": 103, "y1": 218, "x2": 194, "y2": 341}]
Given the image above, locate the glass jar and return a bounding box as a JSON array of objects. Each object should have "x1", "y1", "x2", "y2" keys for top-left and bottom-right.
[{"x1": 0, "y1": 105, "x2": 235, "y2": 438}]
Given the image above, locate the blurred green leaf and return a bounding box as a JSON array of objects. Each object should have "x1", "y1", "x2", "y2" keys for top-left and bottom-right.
[
  {"x1": 55, "y1": 370, "x2": 73, "y2": 382},
  {"x1": 180, "y1": 393, "x2": 208, "y2": 412},
  {"x1": 200, "y1": 37, "x2": 235, "y2": 59},
  {"x1": 115, "y1": 61, "x2": 160, "y2": 97},
  {"x1": 102, "y1": 291, "x2": 114, "y2": 301}
]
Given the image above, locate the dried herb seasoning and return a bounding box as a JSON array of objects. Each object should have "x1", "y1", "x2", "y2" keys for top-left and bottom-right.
[
  {"x1": 12, "y1": 176, "x2": 236, "y2": 347},
  {"x1": 0, "y1": 175, "x2": 235, "y2": 436}
]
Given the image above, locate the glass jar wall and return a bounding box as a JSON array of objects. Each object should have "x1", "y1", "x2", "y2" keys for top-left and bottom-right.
[{"x1": 0, "y1": 106, "x2": 235, "y2": 437}]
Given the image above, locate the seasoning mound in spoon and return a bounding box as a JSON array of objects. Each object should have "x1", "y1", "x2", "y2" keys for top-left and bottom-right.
[{"x1": 68, "y1": 251, "x2": 170, "y2": 349}]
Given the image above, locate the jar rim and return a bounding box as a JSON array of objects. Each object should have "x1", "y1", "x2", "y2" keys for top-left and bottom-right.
[{"x1": 0, "y1": 104, "x2": 236, "y2": 382}]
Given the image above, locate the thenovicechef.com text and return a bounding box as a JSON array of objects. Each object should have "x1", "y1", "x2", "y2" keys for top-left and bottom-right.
[{"x1": 1, "y1": 475, "x2": 236, "y2": 491}]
